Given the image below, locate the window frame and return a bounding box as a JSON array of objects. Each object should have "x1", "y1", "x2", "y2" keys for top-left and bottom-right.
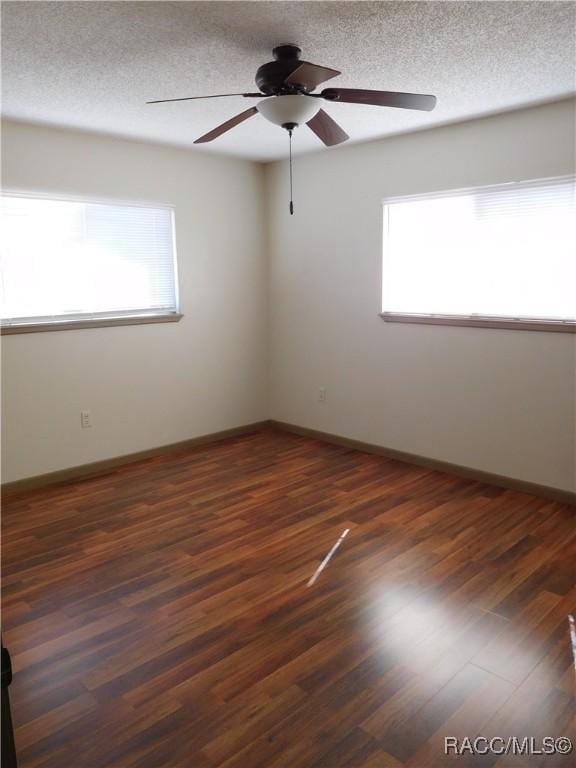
[
  {"x1": 1, "y1": 190, "x2": 183, "y2": 335},
  {"x1": 379, "y1": 177, "x2": 576, "y2": 333}
]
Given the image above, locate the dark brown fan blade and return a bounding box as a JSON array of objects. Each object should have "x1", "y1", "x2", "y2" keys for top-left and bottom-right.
[
  {"x1": 284, "y1": 62, "x2": 341, "y2": 90},
  {"x1": 147, "y1": 92, "x2": 262, "y2": 104},
  {"x1": 194, "y1": 107, "x2": 258, "y2": 144},
  {"x1": 306, "y1": 109, "x2": 349, "y2": 147},
  {"x1": 321, "y1": 88, "x2": 437, "y2": 111}
]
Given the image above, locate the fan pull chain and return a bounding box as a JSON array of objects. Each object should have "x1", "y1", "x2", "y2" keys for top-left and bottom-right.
[{"x1": 288, "y1": 128, "x2": 294, "y2": 216}]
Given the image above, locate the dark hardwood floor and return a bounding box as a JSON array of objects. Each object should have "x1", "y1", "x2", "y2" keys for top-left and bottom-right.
[{"x1": 2, "y1": 428, "x2": 575, "y2": 767}]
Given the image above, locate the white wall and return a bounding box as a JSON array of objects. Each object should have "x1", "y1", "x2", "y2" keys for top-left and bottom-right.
[
  {"x1": 266, "y1": 100, "x2": 576, "y2": 492},
  {"x1": 3, "y1": 103, "x2": 575, "y2": 493},
  {"x1": 1, "y1": 120, "x2": 268, "y2": 483}
]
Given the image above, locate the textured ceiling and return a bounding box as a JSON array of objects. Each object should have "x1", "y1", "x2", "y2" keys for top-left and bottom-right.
[{"x1": 2, "y1": 1, "x2": 575, "y2": 161}]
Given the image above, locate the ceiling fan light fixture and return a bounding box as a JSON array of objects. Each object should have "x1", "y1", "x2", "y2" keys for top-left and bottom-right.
[{"x1": 257, "y1": 94, "x2": 320, "y2": 128}]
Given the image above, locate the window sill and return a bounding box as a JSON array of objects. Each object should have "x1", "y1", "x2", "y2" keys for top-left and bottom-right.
[
  {"x1": 379, "y1": 313, "x2": 576, "y2": 333},
  {"x1": 1, "y1": 313, "x2": 183, "y2": 335}
]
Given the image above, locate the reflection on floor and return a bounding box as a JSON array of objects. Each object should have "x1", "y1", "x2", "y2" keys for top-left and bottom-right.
[{"x1": 3, "y1": 428, "x2": 575, "y2": 767}]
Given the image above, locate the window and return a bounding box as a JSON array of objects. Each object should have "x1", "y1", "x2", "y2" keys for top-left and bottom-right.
[
  {"x1": 381, "y1": 176, "x2": 576, "y2": 332},
  {"x1": 1, "y1": 193, "x2": 180, "y2": 333}
]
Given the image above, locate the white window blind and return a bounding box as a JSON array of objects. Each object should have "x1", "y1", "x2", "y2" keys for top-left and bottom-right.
[
  {"x1": 382, "y1": 176, "x2": 576, "y2": 323},
  {"x1": 1, "y1": 194, "x2": 179, "y2": 327}
]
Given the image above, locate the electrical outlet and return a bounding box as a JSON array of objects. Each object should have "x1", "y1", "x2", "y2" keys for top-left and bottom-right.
[
  {"x1": 80, "y1": 410, "x2": 92, "y2": 429},
  {"x1": 318, "y1": 387, "x2": 327, "y2": 403}
]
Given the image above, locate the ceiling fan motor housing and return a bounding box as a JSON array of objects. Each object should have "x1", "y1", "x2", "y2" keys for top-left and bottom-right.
[{"x1": 255, "y1": 44, "x2": 307, "y2": 94}]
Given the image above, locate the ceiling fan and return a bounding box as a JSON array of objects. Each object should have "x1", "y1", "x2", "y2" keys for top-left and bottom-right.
[{"x1": 148, "y1": 44, "x2": 437, "y2": 213}]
